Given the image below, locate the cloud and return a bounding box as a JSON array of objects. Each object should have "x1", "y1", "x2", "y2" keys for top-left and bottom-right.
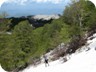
[
  {"x1": 32, "y1": 0, "x2": 63, "y2": 4},
  {"x1": 0, "y1": 0, "x2": 96, "y2": 8},
  {"x1": 0, "y1": 0, "x2": 5, "y2": 7},
  {"x1": 0, "y1": 0, "x2": 64, "y2": 7},
  {"x1": 5, "y1": 0, "x2": 28, "y2": 5}
]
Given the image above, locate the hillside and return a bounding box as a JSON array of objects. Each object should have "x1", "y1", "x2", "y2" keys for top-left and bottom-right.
[
  {"x1": 20, "y1": 33, "x2": 96, "y2": 72},
  {"x1": 1, "y1": 32, "x2": 96, "y2": 72}
]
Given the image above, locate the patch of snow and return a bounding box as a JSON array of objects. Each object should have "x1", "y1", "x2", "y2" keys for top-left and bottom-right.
[
  {"x1": 89, "y1": 0, "x2": 96, "y2": 7},
  {"x1": 87, "y1": 34, "x2": 96, "y2": 49},
  {"x1": 57, "y1": 43, "x2": 65, "y2": 49},
  {"x1": 0, "y1": 32, "x2": 12, "y2": 35},
  {"x1": 6, "y1": 32, "x2": 12, "y2": 35},
  {"x1": 0, "y1": 65, "x2": 6, "y2": 72}
]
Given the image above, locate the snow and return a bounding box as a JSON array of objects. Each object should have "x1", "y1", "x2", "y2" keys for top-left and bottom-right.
[
  {"x1": 89, "y1": 0, "x2": 96, "y2": 7},
  {"x1": 87, "y1": 34, "x2": 96, "y2": 49},
  {"x1": 0, "y1": 65, "x2": 6, "y2": 72},
  {"x1": 1, "y1": 34, "x2": 96, "y2": 72},
  {"x1": 20, "y1": 49, "x2": 96, "y2": 72},
  {"x1": 20, "y1": 33, "x2": 96, "y2": 72}
]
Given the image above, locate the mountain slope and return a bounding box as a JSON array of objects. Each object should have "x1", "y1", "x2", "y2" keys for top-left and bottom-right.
[
  {"x1": 20, "y1": 34, "x2": 96, "y2": 72},
  {"x1": 0, "y1": 34, "x2": 96, "y2": 72}
]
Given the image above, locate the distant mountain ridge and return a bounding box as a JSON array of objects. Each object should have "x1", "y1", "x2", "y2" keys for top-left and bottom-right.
[
  {"x1": 7, "y1": 14, "x2": 60, "y2": 30},
  {"x1": 10, "y1": 14, "x2": 61, "y2": 20},
  {"x1": 32, "y1": 14, "x2": 60, "y2": 20}
]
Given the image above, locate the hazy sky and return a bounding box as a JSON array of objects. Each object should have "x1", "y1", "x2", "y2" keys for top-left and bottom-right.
[
  {"x1": 0, "y1": 0, "x2": 96, "y2": 17},
  {"x1": 0, "y1": 0, "x2": 71, "y2": 17}
]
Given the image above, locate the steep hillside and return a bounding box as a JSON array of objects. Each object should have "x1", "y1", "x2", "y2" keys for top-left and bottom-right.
[{"x1": 20, "y1": 33, "x2": 96, "y2": 72}]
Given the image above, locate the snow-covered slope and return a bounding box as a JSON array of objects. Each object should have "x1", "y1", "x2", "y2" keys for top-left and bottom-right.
[
  {"x1": 0, "y1": 33, "x2": 96, "y2": 72},
  {"x1": 20, "y1": 33, "x2": 96, "y2": 72},
  {"x1": 21, "y1": 49, "x2": 96, "y2": 72}
]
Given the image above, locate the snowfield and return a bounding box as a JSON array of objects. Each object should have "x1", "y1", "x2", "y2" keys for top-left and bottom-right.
[
  {"x1": 1, "y1": 33, "x2": 96, "y2": 72},
  {"x1": 20, "y1": 49, "x2": 96, "y2": 72}
]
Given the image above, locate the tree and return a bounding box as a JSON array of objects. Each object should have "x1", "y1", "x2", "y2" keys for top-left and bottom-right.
[
  {"x1": 12, "y1": 20, "x2": 35, "y2": 68},
  {"x1": 0, "y1": 12, "x2": 11, "y2": 32},
  {"x1": 63, "y1": 0, "x2": 95, "y2": 28},
  {"x1": 0, "y1": 20, "x2": 36, "y2": 71},
  {"x1": 62, "y1": 0, "x2": 95, "y2": 40}
]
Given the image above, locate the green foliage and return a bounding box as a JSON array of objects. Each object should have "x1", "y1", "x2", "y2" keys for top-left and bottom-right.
[
  {"x1": 11, "y1": 21, "x2": 36, "y2": 69},
  {"x1": 63, "y1": 0, "x2": 96, "y2": 39},
  {"x1": 31, "y1": 27, "x2": 44, "y2": 57},
  {"x1": 41, "y1": 19, "x2": 63, "y2": 51},
  {"x1": 0, "y1": 21, "x2": 36, "y2": 71},
  {"x1": 0, "y1": 34, "x2": 14, "y2": 70},
  {"x1": 63, "y1": 0, "x2": 95, "y2": 27},
  {"x1": 60, "y1": 24, "x2": 71, "y2": 43},
  {"x1": 84, "y1": 9, "x2": 96, "y2": 30},
  {"x1": 0, "y1": 12, "x2": 11, "y2": 32}
]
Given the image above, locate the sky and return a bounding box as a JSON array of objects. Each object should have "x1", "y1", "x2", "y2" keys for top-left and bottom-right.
[
  {"x1": 0, "y1": 0, "x2": 96, "y2": 17},
  {"x1": 0, "y1": 0, "x2": 71, "y2": 17}
]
